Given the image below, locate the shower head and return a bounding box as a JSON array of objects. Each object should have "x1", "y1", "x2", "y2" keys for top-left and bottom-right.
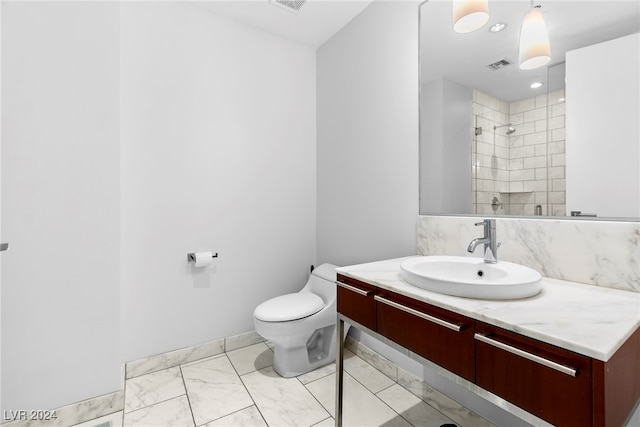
[{"x1": 494, "y1": 124, "x2": 516, "y2": 135}]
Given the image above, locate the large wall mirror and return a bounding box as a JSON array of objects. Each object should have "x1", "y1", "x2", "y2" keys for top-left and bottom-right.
[{"x1": 419, "y1": 0, "x2": 640, "y2": 220}]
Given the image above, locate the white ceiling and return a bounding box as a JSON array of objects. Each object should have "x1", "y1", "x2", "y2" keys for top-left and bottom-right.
[
  {"x1": 196, "y1": 0, "x2": 374, "y2": 49},
  {"x1": 192, "y1": 0, "x2": 639, "y2": 102},
  {"x1": 421, "y1": 0, "x2": 640, "y2": 102}
]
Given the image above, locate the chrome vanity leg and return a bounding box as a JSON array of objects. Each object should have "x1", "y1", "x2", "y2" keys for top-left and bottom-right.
[{"x1": 335, "y1": 315, "x2": 344, "y2": 427}]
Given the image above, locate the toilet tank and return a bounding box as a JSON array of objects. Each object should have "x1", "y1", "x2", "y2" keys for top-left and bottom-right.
[{"x1": 302, "y1": 264, "x2": 338, "y2": 304}]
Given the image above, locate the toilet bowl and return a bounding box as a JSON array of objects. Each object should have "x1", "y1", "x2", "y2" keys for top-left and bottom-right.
[{"x1": 253, "y1": 263, "x2": 348, "y2": 378}]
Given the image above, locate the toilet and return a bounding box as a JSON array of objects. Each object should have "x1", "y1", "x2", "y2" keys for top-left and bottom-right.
[{"x1": 253, "y1": 263, "x2": 348, "y2": 378}]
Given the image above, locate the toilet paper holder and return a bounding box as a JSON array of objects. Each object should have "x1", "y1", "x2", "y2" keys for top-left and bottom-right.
[{"x1": 187, "y1": 252, "x2": 219, "y2": 262}]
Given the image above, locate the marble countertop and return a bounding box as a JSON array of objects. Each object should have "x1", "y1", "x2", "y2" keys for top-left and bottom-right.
[{"x1": 336, "y1": 256, "x2": 640, "y2": 362}]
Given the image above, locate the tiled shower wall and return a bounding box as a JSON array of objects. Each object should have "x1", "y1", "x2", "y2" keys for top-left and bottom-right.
[
  {"x1": 509, "y1": 89, "x2": 566, "y2": 216},
  {"x1": 472, "y1": 89, "x2": 566, "y2": 216},
  {"x1": 472, "y1": 90, "x2": 510, "y2": 215}
]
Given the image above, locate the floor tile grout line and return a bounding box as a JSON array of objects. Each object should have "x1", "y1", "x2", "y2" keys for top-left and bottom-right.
[
  {"x1": 298, "y1": 374, "x2": 335, "y2": 422},
  {"x1": 178, "y1": 365, "x2": 198, "y2": 427},
  {"x1": 375, "y1": 382, "x2": 397, "y2": 395},
  {"x1": 183, "y1": 353, "x2": 260, "y2": 426},
  {"x1": 345, "y1": 345, "x2": 475, "y2": 425},
  {"x1": 240, "y1": 358, "x2": 333, "y2": 426},
  {"x1": 343, "y1": 370, "x2": 409, "y2": 423},
  {"x1": 117, "y1": 341, "x2": 483, "y2": 427},
  {"x1": 200, "y1": 404, "x2": 266, "y2": 427},
  {"x1": 393, "y1": 379, "x2": 491, "y2": 427},
  {"x1": 122, "y1": 366, "x2": 186, "y2": 415},
  {"x1": 300, "y1": 367, "x2": 415, "y2": 427},
  {"x1": 311, "y1": 416, "x2": 334, "y2": 427},
  {"x1": 361, "y1": 366, "x2": 463, "y2": 426},
  {"x1": 340, "y1": 351, "x2": 435, "y2": 426},
  {"x1": 120, "y1": 394, "x2": 190, "y2": 421},
  {"x1": 296, "y1": 363, "x2": 337, "y2": 386},
  {"x1": 342, "y1": 350, "x2": 397, "y2": 396},
  {"x1": 394, "y1": 376, "x2": 489, "y2": 426},
  {"x1": 232, "y1": 354, "x2": 271, "y2": 427},
  {"x1": 372, "y1": 383, "x2": 445, "y2": 427}
]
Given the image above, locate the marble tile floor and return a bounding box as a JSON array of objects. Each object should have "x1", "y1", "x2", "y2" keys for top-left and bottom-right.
[{"x1": 72, "y1": 342, "x2": 493, "y2": 427}]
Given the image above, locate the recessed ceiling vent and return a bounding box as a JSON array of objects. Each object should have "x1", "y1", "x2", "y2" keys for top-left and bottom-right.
[
  {"x1": 270, "y1": 0, "x2": 308, "y2": 14},
  {"x1": 487, "y1": 59, "x2": 512, "y2": 70}
]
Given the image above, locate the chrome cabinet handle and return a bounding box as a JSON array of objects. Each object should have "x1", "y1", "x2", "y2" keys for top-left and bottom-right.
[
  {"x1": 474, "y1": 333, "x2": 578, "y2": 377},
  {"x1": 374, "y1": 295, "x2": 462, "y2": 332},
  {"x1": 0, "y1": 243, "x2": 8, "y2": 252},
  {"x1": 337, "y1": 281, "x2": 373, "y2": 297}
]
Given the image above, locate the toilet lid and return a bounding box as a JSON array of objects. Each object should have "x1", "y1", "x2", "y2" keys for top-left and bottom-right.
[{"x1": 254, "y1": 292, "x2": 325, "y2": 322}]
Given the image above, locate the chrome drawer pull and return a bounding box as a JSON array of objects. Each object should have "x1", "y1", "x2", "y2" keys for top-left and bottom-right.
[
  {"x1": 337, "y1": 281, "x2": 373, "y2": 297},
  {"x1": 374, "y1": 296, "x2": 462, "y2": 332},
  {"x1": 474, "y1": 333, "x2": 578, "y2": 377}
]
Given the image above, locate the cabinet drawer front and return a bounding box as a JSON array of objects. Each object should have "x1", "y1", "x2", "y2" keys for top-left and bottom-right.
[
  {"x1": 376, "y1": 290, "x2": 474, "y2": 381},
  {"x1": 475, "y1": 322, "x2": 592, "y2": 427},
  {"x1": 336, "y1": 275, "x2": 377, "y2": 330}
]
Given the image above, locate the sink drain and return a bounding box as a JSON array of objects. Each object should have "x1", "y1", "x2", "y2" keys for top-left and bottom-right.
[{"x1": 477, "y1": 270, "x2": 484, "y2": 277}]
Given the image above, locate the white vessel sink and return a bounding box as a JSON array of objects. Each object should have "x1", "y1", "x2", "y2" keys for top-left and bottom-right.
[{"x1": 400, "y1": 256, "x2": 542, "y2": 300}]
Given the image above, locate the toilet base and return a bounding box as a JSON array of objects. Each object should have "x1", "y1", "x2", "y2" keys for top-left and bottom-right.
[{"x1": 272, "y1": 325, "x2": 337, "y2": 378}]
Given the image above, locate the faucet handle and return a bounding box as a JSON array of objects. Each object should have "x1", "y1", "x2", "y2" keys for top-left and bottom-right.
[{"x1": 475, "y1": 219, "x2": 496, "y2": 227}]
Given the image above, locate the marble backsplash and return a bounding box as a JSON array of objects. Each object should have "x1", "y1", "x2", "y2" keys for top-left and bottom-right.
[{"x1": 417, "y1": 215, "x2": 640, "y2": 292}]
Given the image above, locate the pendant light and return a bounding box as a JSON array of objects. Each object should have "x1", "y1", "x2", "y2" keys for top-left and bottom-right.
[
  {"x1": 453, "y1": 0, "x2": 490, "y2": 34},
  {"x1": 518, "y1": 4, "x2": 551, "y2": 70}
]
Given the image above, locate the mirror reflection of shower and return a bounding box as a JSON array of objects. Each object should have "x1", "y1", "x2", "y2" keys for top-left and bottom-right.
[
  {"x1": 472, "y1": 116, "x2": 521, "y2": 215},
  {"x1": 494, "y1": 123, "x2": 516, "y2": 135}
]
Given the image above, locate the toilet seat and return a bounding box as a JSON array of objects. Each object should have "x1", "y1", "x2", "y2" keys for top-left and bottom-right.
[{"x1": 254, "y1": 293, "x2": 325, "y2": 322}]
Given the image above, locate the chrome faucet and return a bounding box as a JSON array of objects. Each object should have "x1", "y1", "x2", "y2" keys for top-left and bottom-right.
[{"x1": 467, "y1": 219, "x2": 500, "y2": 263}]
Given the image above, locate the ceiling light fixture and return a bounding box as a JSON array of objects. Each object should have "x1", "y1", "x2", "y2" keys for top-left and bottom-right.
[
  {"x1": 530, "y1": 81, "x2": 543, "y2": 89},
  {"x1": 489, "y1": 22, "x2": 507, "y2": 33},
  {"x1": 453, "y1": 0, "x2": 490, "y2": 34},
  {"x1": 518, "y1": 3, "x2": 551, "y2": 70}
]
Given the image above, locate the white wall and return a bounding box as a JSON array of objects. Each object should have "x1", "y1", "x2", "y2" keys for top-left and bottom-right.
[
  {"x1": 316, "y1": 1, "x2": 419, "y2": 266},
  {"x1": 566, "y1": 33, "x2": 640, "y2": 218},
  {"x1": 1, "y1": 2, "x2": 121, "y2": 411},
  {"x1": 1, "y1": 0, "x2": 316, "y2": 412},
  {"x1": 119, "y1": 2, "x2": 317, "y2": 362},
  {"x1": 420, "y1": 78, "x2": 472, "y2": 214},
  {"x1": 420, "y1": 79, "x2": 444, "y2": 213}
]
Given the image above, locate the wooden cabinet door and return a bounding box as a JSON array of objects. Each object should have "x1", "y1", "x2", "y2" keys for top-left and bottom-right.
[
  {"x1": 376, "y1": 290, "x2": 475, "y2": 381},
  {"x1": 336, "y1": 274, "x2": 377, "y2": 331},
  {"x1": 475, "y1": 322, "x2": 592, "y2": 427}
]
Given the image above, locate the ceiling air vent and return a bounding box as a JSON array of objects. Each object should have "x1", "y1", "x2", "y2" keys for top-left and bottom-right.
[
  {"x1": 487, "y1": 59, "x2": 512, "y2": 71},
  {"x1": 270, "y1": 0, "x2": 308, "y2": 14}
]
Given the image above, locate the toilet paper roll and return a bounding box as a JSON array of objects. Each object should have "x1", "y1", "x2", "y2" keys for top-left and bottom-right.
[{"x1": 193, "y1": 251, "x2": 214, "y2": 268}]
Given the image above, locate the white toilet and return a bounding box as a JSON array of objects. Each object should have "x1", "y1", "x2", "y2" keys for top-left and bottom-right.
[{"x1": 253, "y1": 263, "x2": 348, "y2": 378}]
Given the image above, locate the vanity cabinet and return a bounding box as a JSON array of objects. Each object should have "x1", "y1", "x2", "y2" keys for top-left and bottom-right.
[
  {"x1": 338, "y1": 273, "x2": 475, "y2": 381},
  {"x1": 336, "y1": 273, "x2": 640, "y2": 427},
  {"x1": 475, "y1": 321, "x2": 593, "y2": 427},
  {"x1": 376, "y1": 289, "x2": 475, "y2": 381},
  {"x1": 336, "y1": 276, "x2": 377, "y2": 331}
]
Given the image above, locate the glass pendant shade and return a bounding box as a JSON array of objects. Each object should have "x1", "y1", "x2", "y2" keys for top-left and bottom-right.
[
  {"x1": 453, "y1": 0, "x2": 490, "y2": 34},
  {"x1": 518, "y1": 7, "x2": 551, "y2": 70}
]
